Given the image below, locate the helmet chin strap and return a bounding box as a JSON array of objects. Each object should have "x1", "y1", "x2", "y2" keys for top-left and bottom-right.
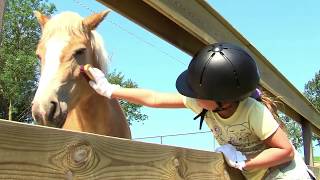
[
  {"x1": 194, "y1": 101, "x2": 235, "y2": 130},
  {"x1": 193, "y1": 109, "x2": 208, "y2": 130}
]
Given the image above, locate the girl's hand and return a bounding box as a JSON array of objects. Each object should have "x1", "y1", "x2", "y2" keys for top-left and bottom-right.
[
  {"x1": 215, "y1": 144, "x2": 247, "y2": 171},
  {"x1": 88, "y1": 67, "x2": 120, "y2": 98}
]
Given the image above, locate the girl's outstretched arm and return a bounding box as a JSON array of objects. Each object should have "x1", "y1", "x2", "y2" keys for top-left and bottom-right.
[
  {"x1": 113, "y1": 88, "x2": 186, "y2": 108},
  {"x1": 87, "y1": 67, "x2": 185, "y2": 108}
]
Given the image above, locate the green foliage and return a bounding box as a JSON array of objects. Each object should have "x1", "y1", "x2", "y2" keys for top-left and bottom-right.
[
  {"x1": 280, "y1": 114, "x2": 303, "y2": 150},
  {"x1": 273, "y1": 70, "x2": 320, "y2": 150},
  {"x1": 108, "y1": 70, "x2": 148, "y2": 125},
  {"x1": 304, "y1": 70, "x2": 320, "y2": 146},
  {"x1": 0, "y1": 0, "x2": 56, "y2": 121},
  {"x1": 304, "y1": 70, "x2": 320, "y2": 111}
]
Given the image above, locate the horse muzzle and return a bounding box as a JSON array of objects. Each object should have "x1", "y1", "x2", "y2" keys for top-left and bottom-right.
[{"x1": 32, "y1": 100, "x2": 68, "y2": 128}]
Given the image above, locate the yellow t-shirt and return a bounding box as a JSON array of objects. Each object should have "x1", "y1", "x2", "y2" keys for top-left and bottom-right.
[{"x1": 183, "y1": 97, "x2": 279, "y2": 180}]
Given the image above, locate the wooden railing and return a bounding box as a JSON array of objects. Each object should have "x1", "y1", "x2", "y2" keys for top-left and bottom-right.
[
  {"x1": 1, "y1": 119, "x2": 320, "y2": 179},
  {"x1": 0, "y1": 119, "x2": 245, "y2": 179}
]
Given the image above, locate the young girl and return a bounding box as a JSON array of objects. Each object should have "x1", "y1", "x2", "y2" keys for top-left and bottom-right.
[{"x1": 87, "y1": 43, "x2": 314, "y2": 179}]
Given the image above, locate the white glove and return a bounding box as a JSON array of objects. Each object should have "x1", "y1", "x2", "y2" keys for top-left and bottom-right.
[
  {"x1": 88, "y1": 67, "x2": 120, "y2": 98},
  {"x1": 215, "y1": 144, "x2": 247, "y2": 171}
]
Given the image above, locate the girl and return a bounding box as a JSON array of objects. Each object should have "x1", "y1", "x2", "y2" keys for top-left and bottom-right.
[{"x1": 87, "y1": 43, "x2": 314, "y2": 179}]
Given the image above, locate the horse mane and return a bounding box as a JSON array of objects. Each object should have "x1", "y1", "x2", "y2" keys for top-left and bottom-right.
[
  {"x1": 41, "y1": 11, "x2": 108, "y2": 73},
  {"x1": 91, "y1": 31, "x2": 108, "y2": 73}
]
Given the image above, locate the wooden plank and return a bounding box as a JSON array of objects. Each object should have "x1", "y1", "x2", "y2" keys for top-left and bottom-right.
[
  {"x1": 96, "y1": 0, "x2": 204, "y2": 54},
  {"x1": 308, "y1": 166, "x2": 320, "y2": 179},
  {"x1": 302, "y1": 120, "x2": 314, "y2": 166},
  {"x1": 96, "y1": 0, "x2": 320, "y2": 136},
  {"x1": 0, "y1": 0, "x2": 5, "y2": 43},
  {"x1": 0, "y1": 119, "x2": 244, "y2": 179},
  {"x1": 312, "y1": 125, "x2": 320, "y2": 138}
]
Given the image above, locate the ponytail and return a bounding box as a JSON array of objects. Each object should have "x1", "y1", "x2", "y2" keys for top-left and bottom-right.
[{"x1": 251, "y1": 88, "x2": 288, "y2": 134}]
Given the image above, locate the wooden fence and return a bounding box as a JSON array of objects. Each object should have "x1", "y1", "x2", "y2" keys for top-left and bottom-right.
[
  {"x1": 1, "y1": 119, "x2": 320, "y2": 179},
  {"x1": 0, "y1": 119, "x2": 246, "y2": 180}
]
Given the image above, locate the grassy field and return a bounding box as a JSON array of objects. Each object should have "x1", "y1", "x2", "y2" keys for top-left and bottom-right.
[{"x1": 315, "y1": 156, "x2": 320, "y2": 163}]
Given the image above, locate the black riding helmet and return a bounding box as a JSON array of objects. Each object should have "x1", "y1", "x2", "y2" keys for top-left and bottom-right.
[
  {"x1": 177, "y1": 43, "x2": 260, "y2": 130},
  {"x1": 176, "y1": 42, "x2": 260, "y2": 101}
]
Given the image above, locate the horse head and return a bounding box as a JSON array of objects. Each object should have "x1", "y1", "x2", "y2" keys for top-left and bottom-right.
[{"x1": 32, "y1": 10, "x2": 110, "y2": 127}]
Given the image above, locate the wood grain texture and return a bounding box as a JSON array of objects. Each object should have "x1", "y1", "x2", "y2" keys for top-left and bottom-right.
[
  {"x1": 0, "y1": 0, "x2": 5, "y2": 34},
  {"x1": 0, "y1": 119, "x2": 244, "y2": 179},
  {"x1": 308, "y1": 166, "x2": 320, "y2": 179},
  {"x1": 302, "y1": 120, "x2": 314, "y2": 166}
]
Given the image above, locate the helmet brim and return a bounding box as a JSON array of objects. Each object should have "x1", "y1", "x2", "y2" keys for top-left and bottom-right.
[{"x1": 176, "y1": 70, "x2": 197, "y2": 98}]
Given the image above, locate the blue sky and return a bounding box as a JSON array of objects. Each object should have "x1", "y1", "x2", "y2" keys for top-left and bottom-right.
[{"x1": 48, "y1": 0, "x2": 320, "y2": 154}]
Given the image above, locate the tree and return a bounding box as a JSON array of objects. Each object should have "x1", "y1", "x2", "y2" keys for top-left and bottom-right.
[
  {"x1": 304, "y1": 70, "x2": 320, "y2": 111},
  {"x1": 108, "y1": 70, "x2": 148, "y2": 125},
  {"x1": 0, "y1": 0, "x2": 56, "y2": 121},
  {"x1": 280, "y1": 114, "x2": 303, "y2": 150},
  {"x1": 304, "y1": 70, "x2": 320, "y2": 146}
]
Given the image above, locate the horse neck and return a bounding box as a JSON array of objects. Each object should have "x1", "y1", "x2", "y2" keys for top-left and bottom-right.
[{"x1": 63, "y1": 92, "x2": 131, "y2": 139}]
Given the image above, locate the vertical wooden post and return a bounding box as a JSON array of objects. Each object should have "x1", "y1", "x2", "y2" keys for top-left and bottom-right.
[
  {"x1": 0, "y1": 0, "x2": 6, "y2": 44},
  {"x1": 301, "y1": 118, "x2": 314, "y2": 166}
]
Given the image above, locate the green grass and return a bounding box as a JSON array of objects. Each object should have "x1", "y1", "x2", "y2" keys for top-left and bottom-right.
[{"x1": 314, "y1": 156, "x2": 320, "y2": 162}]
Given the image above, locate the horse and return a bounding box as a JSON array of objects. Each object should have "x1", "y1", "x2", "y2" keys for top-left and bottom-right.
[{"x1": 31, "y1": 10, "x2": 131, "y2": 139}]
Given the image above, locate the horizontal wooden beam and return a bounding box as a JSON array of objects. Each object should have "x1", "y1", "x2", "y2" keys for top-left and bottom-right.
[
  {"x1": 0, "y1": 119, "x2": 244, "y2": 179},
  {"x1": 97, "y1": 0, "x2": 320, "y2": 135},
  {"x1": 97, "y1": 0, "x2": 204, "y2": 53}
]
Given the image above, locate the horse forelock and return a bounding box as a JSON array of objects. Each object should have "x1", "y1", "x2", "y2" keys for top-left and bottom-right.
[
  {"x1": 42, "y1": 12, "x2": 85, "y2": 40},
  {"x1": 91, "y1": 31, "x2": 108, "y2": 73},
  {"x1": 40, "y1": 11, "x2": 108, "y2": 73}
]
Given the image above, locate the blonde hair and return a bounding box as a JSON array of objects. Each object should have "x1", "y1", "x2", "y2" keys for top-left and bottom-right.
[
  {"x1": 40, "y1": 12, "x2": 108, "y2": 72},
  {"x1": 259, "y1": 88, "x2": 288, "y2": 134}
]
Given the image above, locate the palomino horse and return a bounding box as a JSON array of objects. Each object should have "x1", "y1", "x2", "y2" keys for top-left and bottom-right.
[{"x1": 32, "y1": 10, "x2": 131, "y2": 139}]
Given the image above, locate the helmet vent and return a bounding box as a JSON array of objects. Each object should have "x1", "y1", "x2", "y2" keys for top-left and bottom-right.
[
  {"x1": 200, "y1": 52, "x2": 215, "y2": 86},
  {"x1": 233, "y1": 70, "x2": 241, "y2": 88},
  {"x1": 222, "y1": 53, "x2": 241, "y2": 88}
]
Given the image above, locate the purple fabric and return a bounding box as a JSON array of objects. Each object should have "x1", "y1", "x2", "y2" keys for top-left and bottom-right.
[{"x1": 250, "y1": 88, "x2": 262, "y2": 100}]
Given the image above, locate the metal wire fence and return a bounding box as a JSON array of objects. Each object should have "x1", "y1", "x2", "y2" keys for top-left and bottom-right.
[{"x1": 133, "y1": 130, "x2": 219, "y2": 151}]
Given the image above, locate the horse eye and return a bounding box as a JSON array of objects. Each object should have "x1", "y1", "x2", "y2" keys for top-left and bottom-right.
[{"x1": 74, "y1": 48, "x2": 86, "y2": 57}]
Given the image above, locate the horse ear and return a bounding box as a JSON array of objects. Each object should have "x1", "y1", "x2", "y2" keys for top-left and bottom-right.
[
  {"x1": 83, "y1": 10, "x2": 110, "y2": 31},
  {"x1": 34, "y1": 11, "x2": 49, "y2": 29}
]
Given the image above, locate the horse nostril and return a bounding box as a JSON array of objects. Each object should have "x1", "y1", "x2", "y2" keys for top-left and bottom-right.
[{"x1": 48, "y1": 101, "x2": 57, "y2": 121}]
